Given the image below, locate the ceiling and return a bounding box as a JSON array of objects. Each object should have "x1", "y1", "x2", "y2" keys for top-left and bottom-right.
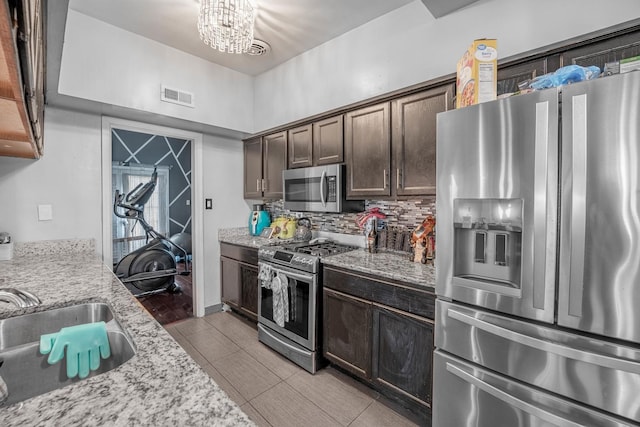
[{"x1": 67, "y1": 0, "x2": 424, "y2": 76}]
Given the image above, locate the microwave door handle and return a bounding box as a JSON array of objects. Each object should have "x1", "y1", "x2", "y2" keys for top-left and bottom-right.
[{"x1": 320, "y1": 170, "x2": 327, "y2": 207}]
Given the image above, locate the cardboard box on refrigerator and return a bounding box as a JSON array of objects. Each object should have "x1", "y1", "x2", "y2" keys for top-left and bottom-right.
[{"x1": 456, "y1": 39, "x2": 498, "y2": 108}]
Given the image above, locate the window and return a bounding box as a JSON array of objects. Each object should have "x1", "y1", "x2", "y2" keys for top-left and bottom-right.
[{"x1": 112, "y1": 164, "x2": 170, "y2": 264}]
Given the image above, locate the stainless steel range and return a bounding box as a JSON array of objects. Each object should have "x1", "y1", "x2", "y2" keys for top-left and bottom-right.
[{"x1": 257, "y1": 239, "x2": 358, "y2": 373}]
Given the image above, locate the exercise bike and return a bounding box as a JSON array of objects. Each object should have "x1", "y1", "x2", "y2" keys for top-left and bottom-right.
[{"x1": 113, "y1": 168, "x2": 190, "y2": 296}]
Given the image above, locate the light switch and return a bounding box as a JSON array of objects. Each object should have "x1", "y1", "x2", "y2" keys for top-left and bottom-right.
[
  {"x1": 205, "y1": 199, "x2": 212, "y2": 210},
  {"x1": 38, "y1": 204, "x2": 53, "y2": 221}
]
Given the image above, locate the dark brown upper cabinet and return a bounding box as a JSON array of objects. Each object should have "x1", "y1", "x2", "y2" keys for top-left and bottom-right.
[
  {"x1": 243, "y1": 132, "x2": 287, "y2": 199},
  {"x1": 345, "y1": 84, "x2": 452, "y2": 199},
  {"x1": 243, "y1": 136, "x2": 263, "y2": 199},
  {"x1": 262, "y1": 131, "x2": 288, "y2": 198},
  {"x1": 288, "y1": 115, "x2": 344, "y2": 169},
  {"x1": 345, "y1": 102, "x2": 392, "y2": 199},
  {"x1": 392, "y1": 84, "x2": 453, "y2": 197},
  {"x1": 496, "y1": 55, "x2": 560, "y2": 96},
  {"x1": 288, "y1": 124, "x2": 313, "y2": 169},
  {"x1": 313, "y1": 115, "x2": 344, "y2": 166}
]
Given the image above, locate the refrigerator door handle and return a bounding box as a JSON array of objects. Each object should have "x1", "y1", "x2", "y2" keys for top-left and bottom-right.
[
  {"x1": 568, "y1": 93, "x2": 588, "y2": 318},
  {"x1": 533, "y1": 101, "x2": 554, "y2": 309},
  {"x1": 447, "y1": 307, "x2": 640, "y2": 374},
  {"x1": 446, "y1": 362, "x2": 584, "y2": 427}
]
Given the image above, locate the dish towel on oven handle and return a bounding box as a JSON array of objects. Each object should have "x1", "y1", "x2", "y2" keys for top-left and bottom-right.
[
  {"x1": 272, "y1": 272, "x2": 290, "y2": 327},
  {"x1": 258, "y1": 263, "x2": 272, "y2": 288}
]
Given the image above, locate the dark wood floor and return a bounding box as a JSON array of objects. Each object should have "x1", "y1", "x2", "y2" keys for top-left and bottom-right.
[{"x1": 136, "y1": 262, "x2": 193, "y2": 325}]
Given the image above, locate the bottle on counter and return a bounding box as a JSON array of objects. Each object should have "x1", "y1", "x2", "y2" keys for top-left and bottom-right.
[{"x1": 366, "y1": 217, "x2": 377, "y2": 254}]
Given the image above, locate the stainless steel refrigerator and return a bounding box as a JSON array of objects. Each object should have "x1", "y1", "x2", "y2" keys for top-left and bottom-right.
[{"x1": 434, "y1": 71, "x2": 640, "y2": 426}]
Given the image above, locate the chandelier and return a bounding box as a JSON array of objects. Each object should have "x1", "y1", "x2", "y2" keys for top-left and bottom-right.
[{"x1": 198, "y1": 0, "x2": 257, "y2": 54}]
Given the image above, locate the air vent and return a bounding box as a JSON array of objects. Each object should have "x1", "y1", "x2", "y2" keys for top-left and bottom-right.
[
  {"x1": 247, "y1": 39, "x2": 271, "y2": 56},
  {"x1": 160, "y1": 85, "x2": 195, "y2": 108}
]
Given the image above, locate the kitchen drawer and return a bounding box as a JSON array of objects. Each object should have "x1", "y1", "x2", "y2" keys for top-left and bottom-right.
[
  {"x1": 323, "y1": 266, "x2": 435, "y2": 319},
  {"x1": 220, "y1": 242, "x2": 258, "y2": 265}
]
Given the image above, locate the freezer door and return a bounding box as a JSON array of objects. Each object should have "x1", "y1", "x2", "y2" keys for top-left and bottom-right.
[
  {"x1": 435, "y1": 300, "x2": 640, "y2": 423},
  {"x1": 433, "y1": 351, "x2": 633, "y2": 427},
  {"x1": 436, "y1": 89, "x2": 558, "y2": 322},
  {"x1": 559, "y1": 71, "x2": 640, "y2": 344}
]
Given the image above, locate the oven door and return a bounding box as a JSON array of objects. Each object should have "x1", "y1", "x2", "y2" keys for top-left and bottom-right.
[{"x1": 258, "y1": 262, "x2": 317, "y2": 351}]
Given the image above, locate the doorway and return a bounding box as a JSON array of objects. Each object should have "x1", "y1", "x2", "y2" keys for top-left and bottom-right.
[{"x1": 101, "y1": 117, "x2": 205, "y2": 319}]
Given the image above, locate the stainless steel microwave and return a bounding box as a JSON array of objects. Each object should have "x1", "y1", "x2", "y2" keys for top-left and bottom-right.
[{"x1": 282, "y1": 164, "x2": 364, "y2": 213}]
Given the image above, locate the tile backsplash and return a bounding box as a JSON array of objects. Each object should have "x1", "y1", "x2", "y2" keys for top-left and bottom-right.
[{"x1": 264, "y1": 197, "x2": 436, "y2": 236}]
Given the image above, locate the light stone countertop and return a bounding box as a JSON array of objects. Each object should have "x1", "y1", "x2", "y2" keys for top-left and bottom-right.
[
  {"x1": 218, "y1": 227, "x2": 435, "y2": 290},
  {"x1": 321, "y1": 249, "x2": 435, "y2": 291},
  {"x1": 0, "y1": 249, "x2": 253, "y2": 426},
  {"x1": 218, "y1": 227, "x2": 272, "y2": 249}
]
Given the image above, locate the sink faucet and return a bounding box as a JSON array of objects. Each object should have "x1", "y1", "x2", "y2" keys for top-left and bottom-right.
[{"x1": 0, "y1": 288, "x2": 41, "y2": 308}]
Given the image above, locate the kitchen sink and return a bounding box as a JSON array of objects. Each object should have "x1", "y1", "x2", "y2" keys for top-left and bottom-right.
[{"x1": 0, "y1": 303, "x2": 136, "y2": 406}]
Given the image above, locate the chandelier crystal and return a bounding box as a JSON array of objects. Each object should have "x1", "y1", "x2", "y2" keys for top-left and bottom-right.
[{"x1": 198, "y1": 0, "x2": 256, "y2": 54}]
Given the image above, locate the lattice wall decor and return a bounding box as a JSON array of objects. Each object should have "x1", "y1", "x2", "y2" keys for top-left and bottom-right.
[{"x1": 112, "y1": 128, "x2": 192, "y2": 236}]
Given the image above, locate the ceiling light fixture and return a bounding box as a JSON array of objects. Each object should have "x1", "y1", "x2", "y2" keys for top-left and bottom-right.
[{"x1": 197, "y1": 0, "x2": 257, "y2": 54}]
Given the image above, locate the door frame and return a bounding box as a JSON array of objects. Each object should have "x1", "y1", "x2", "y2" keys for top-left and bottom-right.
[{"x1": 101, "y1": 116, "x2": 205, "y2": 317}]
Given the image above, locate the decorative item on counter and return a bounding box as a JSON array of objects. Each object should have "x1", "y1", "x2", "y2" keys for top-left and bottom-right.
[
  {"x1": 0, "y1": 231, "x2": 13, "y2": 261},
  {"x1": 294, "y1": 217, "x2": 313, "y2": 241},
  {"x1": 528, "y1": 65, "x2": 601, "y2": 90},
  {"x1": 365, "y1": 217, "x2": 378, "y2": 253},
  {"x1": 410, "y1": 215, "x2": 436, "y2": 264},
  {"x1": 356, "y1": 207, "x2": 387, "y2": 230},
  {"x1": 271, "y1": 216, "x2": 297, "y2": 240},
  {"x1": 260, "y1": 227, "x2": 274, "y2": 238}
]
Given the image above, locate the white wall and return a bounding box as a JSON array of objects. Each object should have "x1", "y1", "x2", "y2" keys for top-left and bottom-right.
[
  {"x1": 202, "y1": 134, "x2": 250, "y2": 307},
  {"x1": 253, "y1": 0, "x2": 640, "y2": 131},
  {"x1": 0, "y1": 107, "x2": 103, "y2": 245},
  {"x1": 59, "y1": 10, "x2": 255, "y2": 133},
  {"x1": 0, "y1": 106, "x2": 248, "y2": 310}
]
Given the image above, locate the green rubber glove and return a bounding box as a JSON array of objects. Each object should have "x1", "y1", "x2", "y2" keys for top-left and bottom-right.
[{"x1": 39, "y1": 321, "x2": 111, "y2": 379}]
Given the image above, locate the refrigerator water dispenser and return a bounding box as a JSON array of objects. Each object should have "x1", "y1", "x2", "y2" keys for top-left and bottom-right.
[{"x1": 453, "y1": 198, "x2": 522, "y2": 289}]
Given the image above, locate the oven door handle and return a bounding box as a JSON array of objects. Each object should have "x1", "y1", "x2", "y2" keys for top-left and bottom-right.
[
  {"x1": 259, "y1": 263, "x2": 314, "y2": 283},
  {"x1": 258, "y1": 324, "x2": 312, "y2": 357}
]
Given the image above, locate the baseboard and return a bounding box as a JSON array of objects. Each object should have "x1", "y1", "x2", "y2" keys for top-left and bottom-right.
[{"x1": 204, "y1": 303, "x2": 223, "y2": 316}]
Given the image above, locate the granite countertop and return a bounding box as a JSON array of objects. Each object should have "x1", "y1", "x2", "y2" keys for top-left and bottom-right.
[
  {"x1": 218, "y1": 227, "x2": 271, "y2": 249},
  {"x1": 218, "y1": 227, "x2": 435, "y2": 290},
  {"x1": 321, "y1": 250, "x2": 436, "y2": 291},
  {"x1": 0, "y1": 249, "x2": 253, "y2": 426}
]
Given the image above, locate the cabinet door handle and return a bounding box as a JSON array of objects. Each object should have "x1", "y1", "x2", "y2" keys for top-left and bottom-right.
[
  {"x1": 256, "y1": 179, "x2": 261, "y2": 192},
  {"x1": 261, "y1": 179, "x2": 267, "y2": 192},
  {"x1": 396, "y1": 168, "x2": 401, "y2": 189},
  {"x1": 383, "y1": 169, "x2": 388, "y2": 189}
]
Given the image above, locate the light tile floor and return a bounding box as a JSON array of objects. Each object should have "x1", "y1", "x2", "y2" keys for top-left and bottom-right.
[{"x1": 165, "y1": 311, "x2": 419, "y2": 427}]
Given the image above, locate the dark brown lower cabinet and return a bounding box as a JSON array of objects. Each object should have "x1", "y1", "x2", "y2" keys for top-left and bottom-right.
[
  {"x1": 220, "y1": 243, "x2": 259, "y2": 321},
  {"x1": 323, "y1": 288, "x2": 372, "y2": 379},
  {"x1": 372, "y1": 304, "x2": 433, "y2": 408},
  {"x1": 323, "y1": 266, "x2": 435, "y2": 425}
]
